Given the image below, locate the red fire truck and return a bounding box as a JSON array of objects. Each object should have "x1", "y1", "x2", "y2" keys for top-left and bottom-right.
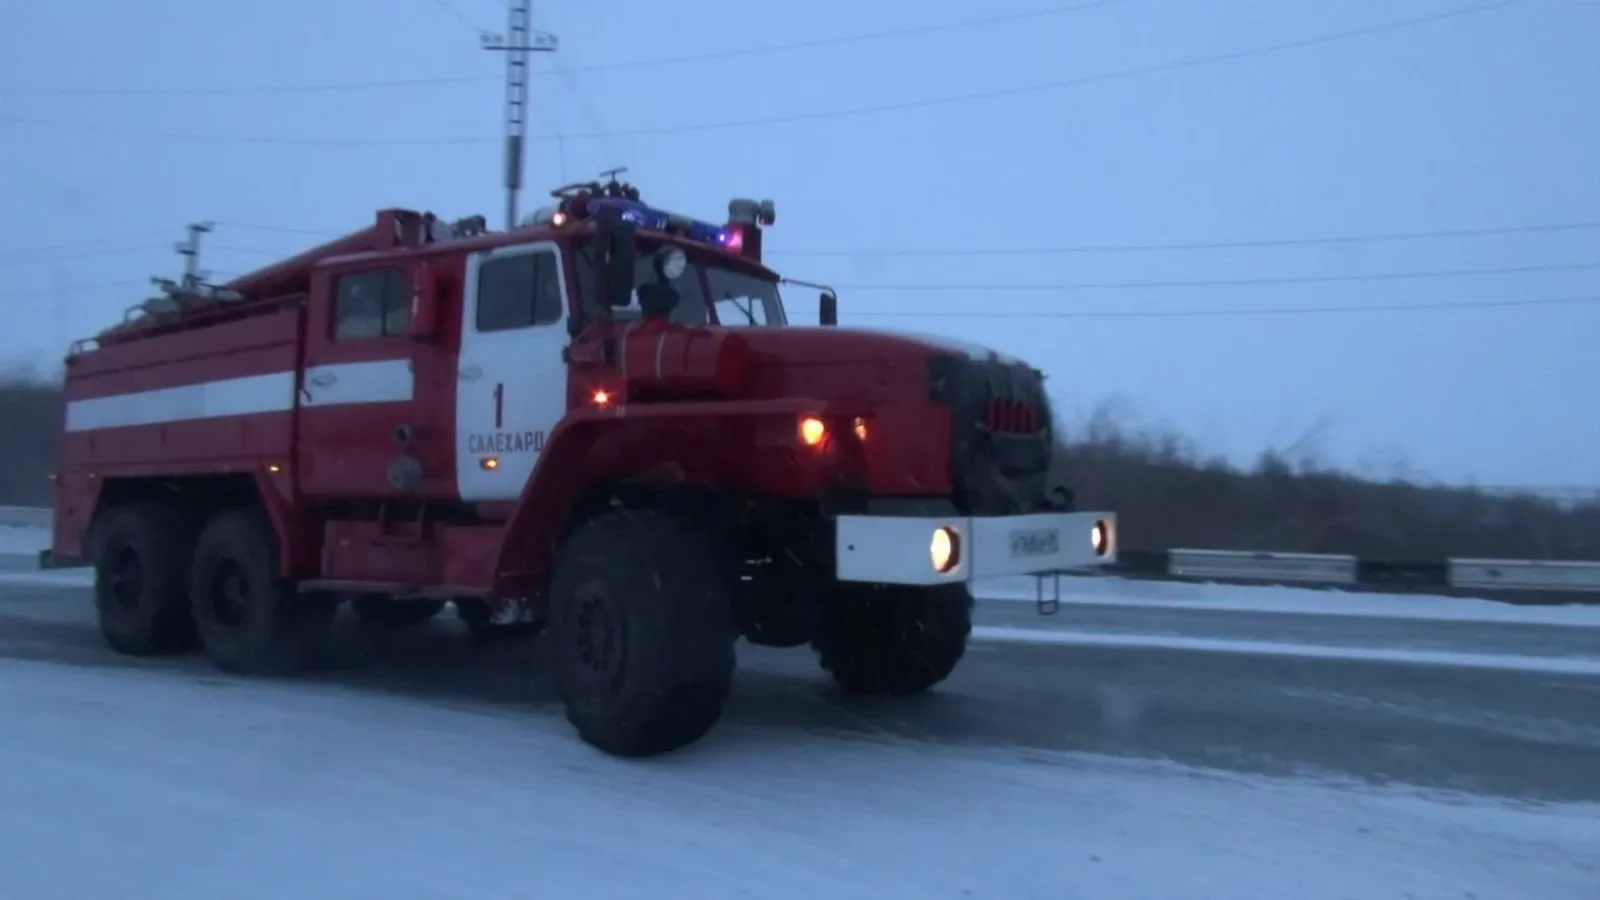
[{"x1": 52, "y1": 174, "x2": 1117, "y2": 756}]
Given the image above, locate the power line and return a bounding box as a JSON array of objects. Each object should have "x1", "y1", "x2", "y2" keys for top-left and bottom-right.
[
  {"x1": 527, "y1": 0, "x2": 1127, "y2": 77},
  {"x1": 17, "y1": 278, "x2": 1596, "y2": 321},
  {"x1": 210, "y1": 222, "x2": 340, "y2": 238},
  {"x1": 848, "y1": 295, "x2": 1600, "y2": 320},
  {"x1": 830, "y1": 260, "x2": 1600, "y2": 292},
  {"x1": 770, "y1": 220, "x2": 1600, "y2": 258},
  {"x1": 0, "y1": 0, "x2": 1522, "y2": 146},
  {"x1": 426, "y1": 0, "x2": 490, "y2": 34},
  {"x1": 0, "y1": 234, "x2": 169, "y2": 257},
  {"x1": 175, "y1": 242, "x2": 1584, "y2": 294},
  {"x1": 14, "y1": 280, "x2": 148, "y2": 298},
  {"x1": 24, "y1": 240, "x2": 1599, "y2": 291},
  {"x1": 0, "y1": 244, "x2": 169, "y2": 267},
  {"x1": 15, "y1": 222, "x2": 1600, "y2": 267},
  {"x1": 0, "y1": 1, "x2": 1124, "y2": 98},
  {"x1": 569, "y1": 0, "x2": 1524, "y2": 141},
  {"x1": 202, "y1": 217, "x2": 1600, "y2": 255}
]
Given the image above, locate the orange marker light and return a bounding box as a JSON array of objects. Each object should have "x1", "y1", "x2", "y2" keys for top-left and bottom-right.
[
  {"x1": 852, "y1": 417, "x2": 868, "y2": 441},
  {"x1": 480, "y1": 456, "x2": 500, "y2": 471},
  {"x1": 799, "y1": 416, "x2": 827, "y2": 446},
  {"x1": 592, "y1": 388, "x2": 611, "y2": 406}
]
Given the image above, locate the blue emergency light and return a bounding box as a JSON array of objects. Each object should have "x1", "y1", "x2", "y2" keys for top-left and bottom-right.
[{"x1": 584, "y1": 196, "x2": 742, "y2": 252}]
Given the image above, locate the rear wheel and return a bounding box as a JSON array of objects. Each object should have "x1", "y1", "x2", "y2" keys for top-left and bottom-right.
[
  {"x1": 548, "y1": 509, "x2": 737, "y2": 757},
  {"x1": 812, "y1": 583, "x2": 973, "y2": 695},
  {"x1": 189, "y1": 508, "x2": 336, "y2": 675},
  {"x1": 91, "y1": 504, "x2": 198, "y2": 656}
]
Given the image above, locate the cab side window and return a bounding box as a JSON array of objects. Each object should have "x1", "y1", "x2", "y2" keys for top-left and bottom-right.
[
  {"x1": 333, "y1": 268, "x2": 408, "y2": 340},
  {"x1": 477, "y1": 250, "x2": 564, "y2": 332}
]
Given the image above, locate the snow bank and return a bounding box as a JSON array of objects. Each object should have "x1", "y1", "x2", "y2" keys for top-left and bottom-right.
[
  {"x1": 0, "y1": 524, "x2": 46, "y2": 557},
  {"x1": 0, "y1": 658, "x2": 1593, "y2": 900},
  {"x1": 979, "y1": 574, "x2": 1600, "y2": 626}
]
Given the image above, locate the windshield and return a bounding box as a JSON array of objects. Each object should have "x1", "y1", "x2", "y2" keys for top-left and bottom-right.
[
  {"x1": 573, "y1": 243, "x2": 786, "y2": 327},
  {"x1": 703, "y1": 266, "x2": 786, "y2": 327}
]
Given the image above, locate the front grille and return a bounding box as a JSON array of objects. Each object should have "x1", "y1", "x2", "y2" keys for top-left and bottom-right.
[
  {"x1": 928, "y1": 353, "x2": 1053, "y2": 515},
  {"x1": 985, "y1": 397, "x2": 1040, "y2": 434}
]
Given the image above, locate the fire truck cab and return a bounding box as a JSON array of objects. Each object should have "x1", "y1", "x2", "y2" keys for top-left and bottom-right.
[{"x1": 53, "y1": 173, "x2": 1117, "y2": 757}]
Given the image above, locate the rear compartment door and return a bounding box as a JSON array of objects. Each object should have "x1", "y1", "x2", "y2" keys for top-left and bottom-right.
[
  {"x1": 298, "y1": 261, "x2": 429, "y2": 497},
  {"x1": 454, "y1": 240, "x2": 570, "y2": 502}
]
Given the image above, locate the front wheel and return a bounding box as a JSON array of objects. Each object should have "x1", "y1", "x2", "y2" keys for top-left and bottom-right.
[
  {"x1": 812, "y1": 583, "x2": 973, "y2": 695},
  {"x1": 547, "y1": 509, "x2": 737, "y2": 757}
]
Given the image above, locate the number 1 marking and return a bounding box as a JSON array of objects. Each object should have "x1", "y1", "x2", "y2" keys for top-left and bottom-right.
[{"x1": 492, "y1": 382, "x2": 504, "y2": 429}]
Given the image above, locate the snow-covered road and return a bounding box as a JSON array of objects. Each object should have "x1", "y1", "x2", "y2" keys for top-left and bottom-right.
[
  {"x1": 4, "y1": 522, "x2": 1600, "y2": 896},
  {"x1": 1, "y1": 653, "x2": 1595, "y2": 900}
]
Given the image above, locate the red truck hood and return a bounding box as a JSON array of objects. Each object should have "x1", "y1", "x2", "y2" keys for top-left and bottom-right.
[{"x1": 735, "y1": 325, "x2": 1026, "y2": 368}]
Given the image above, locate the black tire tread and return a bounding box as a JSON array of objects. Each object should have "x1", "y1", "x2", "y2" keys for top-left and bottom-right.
[
  {"x1": 548, "y1": 508, "x2": 736, "y2": 757},
  {"x1": 189, "y1": 507, "x2": 334, "y2": 676},
  {"x1": 812, "y1": 583, "x2": 973, "y2": 696},
  {"x1": 92, "y1": 503, "x2": 199, "y2": 656}
]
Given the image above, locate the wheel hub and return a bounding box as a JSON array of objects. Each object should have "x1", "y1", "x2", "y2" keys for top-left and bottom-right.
[
  {"x1": 106, "y1": 547, "x2": 143, "y2": 611},
  {"x1": 209, "y1": 561, "x2": 250, "y2": 628},
  {"x1": 574, "y1": 586, "x2": 620, "y2": 679}
]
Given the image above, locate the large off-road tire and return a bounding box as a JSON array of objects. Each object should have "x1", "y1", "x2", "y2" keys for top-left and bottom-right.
[
  {"x1": 91, "y1": 504, "x2": 199, "y2": 656},
  {"x1": 734, "y1": 558, "x2": 822, "y2": 649},
  {"x1": 189, "y1": 507, "x2": 336, "y2": 675},
  {"x1": 351, "y1": 597, "x2": 446, "y2": 630},
  {"x1": 548, "y1": 509, "x2": 737, "y2": 757},
  {"x1": 812, "y1": 583, "x2": 973, "y2": 696}
]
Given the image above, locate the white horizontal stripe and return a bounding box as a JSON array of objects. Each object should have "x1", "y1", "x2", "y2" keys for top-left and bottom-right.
[
  {"x1": 66, "y1": 372, "x2": 295, "y2": 432},
  {"x1": 64, "y1": 359, "x2": 413, "y2": 433},
  {"x1": 303, "y1": 359, "x2": 413, "y2": 407}
]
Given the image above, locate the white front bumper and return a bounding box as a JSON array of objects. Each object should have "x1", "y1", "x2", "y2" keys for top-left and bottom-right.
[{"x1": 833, "y1": 511, "x2": 1117, "y2": 586}]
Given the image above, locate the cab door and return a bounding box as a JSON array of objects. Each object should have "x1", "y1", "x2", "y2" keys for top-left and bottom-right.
[
  {"x1": 454, "y1": 241, "x2": 571, "y2": 502},
  {"x1": 298, "y1": 261, "x2": 433, "y2": 498}
]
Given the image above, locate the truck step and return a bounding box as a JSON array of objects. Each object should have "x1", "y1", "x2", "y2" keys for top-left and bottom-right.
[{"x1": 298, "y1": 579, "x2": 490, "y2": 599}]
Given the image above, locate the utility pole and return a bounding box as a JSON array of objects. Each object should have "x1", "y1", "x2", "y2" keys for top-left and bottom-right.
[
  {"x1": 175, "y1": 221, "x2": 212, "y2": 288},
  {"x1": 481, "y1": 0, "x2": 559, "y2": 230}
]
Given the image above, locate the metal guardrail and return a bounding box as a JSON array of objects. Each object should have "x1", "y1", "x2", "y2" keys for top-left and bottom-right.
[
  {"x1": 4, "y1": 507, "x2": 1600, "y2": 598},
  {"x1": 1103, "y1": 548, "x2": 1600, "y2": 600}
]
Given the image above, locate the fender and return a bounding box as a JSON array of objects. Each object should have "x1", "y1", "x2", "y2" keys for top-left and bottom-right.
[
  {"x1": 50, "y1": 470, "x2": 105, "y2": 562},
  {"x1": 492, "y1": 397, "x2": 828, "y2": 601}
]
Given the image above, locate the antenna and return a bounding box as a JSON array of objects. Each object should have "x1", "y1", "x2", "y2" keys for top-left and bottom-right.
[
  {"x1": 481, "y1": 1, "x2": 559, "y2": 230},
  {"x1": 174, "y1": 221, "x2": 213, "y2": 288}
]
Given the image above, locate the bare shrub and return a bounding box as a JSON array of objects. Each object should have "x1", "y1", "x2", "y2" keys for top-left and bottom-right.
[
  {"x1": 0, "y1": 369, "x2": 61, "y2": 508},
  {"x1": 1054, "y1": 401, "x2": 1600, "y2": 561}
]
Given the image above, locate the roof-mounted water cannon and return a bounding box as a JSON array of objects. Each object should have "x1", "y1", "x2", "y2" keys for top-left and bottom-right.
[{"x1": 724, "y1": 197, "x2": 775, "y2": 262}]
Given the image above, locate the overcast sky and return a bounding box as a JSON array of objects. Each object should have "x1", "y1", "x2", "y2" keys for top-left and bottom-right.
[{"x1": 1, "y1": 0, "x2": 1596, "y2": 487}]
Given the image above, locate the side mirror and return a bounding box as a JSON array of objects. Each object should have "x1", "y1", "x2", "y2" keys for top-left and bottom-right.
[
  {"x1": 408, "y1": 266, "x2": 440, "y2": 342},
  {"x1": 819, "y1": 291, "x2": 838, "y2": 326},
  {"x1": 594, "y1": 213, "x2": 638, "y2": 308}
]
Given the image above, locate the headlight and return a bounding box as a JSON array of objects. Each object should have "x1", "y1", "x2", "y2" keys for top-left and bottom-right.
[
  {"x1": 655, "y1": 246, "x2": 687, "y2": 280},
  {"x1": 930, "y1": 526, "x2": 960, "y2": 573},
  {"x1": 1091, "y1": 520, "x2": 1110, "y2": 556},
  {"x1": 798, "y1": 416, "x2": 826, "y2": 446}
]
